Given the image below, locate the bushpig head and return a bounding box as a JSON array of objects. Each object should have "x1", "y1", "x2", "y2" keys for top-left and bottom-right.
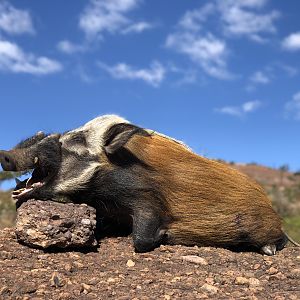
[
  {"x1": 0, "y1": 115, "x2": 143, "y2": 203},
  {"x1": 0, "y1": 131, "x2": 47, "y2": 171},
  {"x1": 0, "y1": 131, "x2": 63, "y2": 201}
]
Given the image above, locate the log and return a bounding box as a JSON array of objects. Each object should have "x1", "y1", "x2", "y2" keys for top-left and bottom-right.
[{"x1": 15, "y1": 200, "x2": 97, "y2": 249}]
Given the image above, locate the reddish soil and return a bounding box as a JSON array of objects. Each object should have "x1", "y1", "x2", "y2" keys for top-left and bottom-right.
[{"x1": 0, "y1": 228, "x2": 299, "y2": 300}]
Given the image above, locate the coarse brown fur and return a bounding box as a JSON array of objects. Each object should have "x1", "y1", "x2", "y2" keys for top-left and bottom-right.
[{"x1": 126, "y1": 133, "x2": 285, "y2": 250}]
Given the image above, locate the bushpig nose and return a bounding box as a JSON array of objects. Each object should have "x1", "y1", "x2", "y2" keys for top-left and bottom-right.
[{"x1": 0, "y1": 150, "x2": 17, "y2": 171}]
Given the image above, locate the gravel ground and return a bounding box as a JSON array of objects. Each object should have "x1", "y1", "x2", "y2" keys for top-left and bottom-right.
[{"x1": 0, "y1": 228, "x2": 299, "y2": 300}]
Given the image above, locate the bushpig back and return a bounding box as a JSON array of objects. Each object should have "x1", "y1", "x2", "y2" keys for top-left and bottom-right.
[{"x1": 127, "y1": 134, "x2": 285, "y2": 249}]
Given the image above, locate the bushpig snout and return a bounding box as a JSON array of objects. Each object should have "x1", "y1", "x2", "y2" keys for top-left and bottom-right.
[{"x1": 0, "y1": 150, "x2": 17, "y2": 171}]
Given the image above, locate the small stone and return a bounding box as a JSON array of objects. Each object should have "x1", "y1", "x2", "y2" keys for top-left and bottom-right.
[
  {"x1": 181, "y1": 255, "x2": 208, "y2": 265},
  {"x1": 248, "y1": 278, "x2": 260, "y2": 286},
  {"x1": 126, "y1": 259, "x2": 135, "y2": 267},
  {"x1": 253, "y1": 264, "x2": 261, "y2": 270},
  {"x1": 159, "y1": 245, "x2": 168, "y2": 252},
  {"x1": 81, "y1": 283, "x2": 91, "y2": 294},
  {"x1": 171, "y1": 276, "x2": 181, "y2": 282},
  {"x1": 201, "y1": 283, "x2": 218, "y2": 294},
  {"x1": 290, "y1": 269, "x2": 300, "y2": 279},
  {"x1": 50, "y1": 272, "x2": 64, "y2": 287},
  {"x1": 73, "y1": 261, "x2": 84, "y2": 269},
  {"x1": 289, "y1": 295, "x2": 300, "y2": 300},
  {"x1": 36, "y1": 285, "x2": 47, "y2": 296},
  {"x1": 88, "y1": 277, "x2": 99, "y2": 285},
  {"x1": 31, "y1": 268, "x2": 48, "y2": 274},
  {"x1": 64, "y1": 263, "x2": 73, "y2": 273},
  {"x1": 164, "y1": 295, "x2": 171, "y2": 300},
  {"x1": 267, "y1": 267, "x2": 278, "y2": 275},
  {"x1": 59, "y1": 292, "x2": 72, "y2": 299},
  {"x1": 269, "y1": 272, "x2": 286, "y2": 280},
  {"x1": 205, "y1": 277, "x2": 214, "y2": 285},
  {"x1": 231, "y1": 291, "x2": 243, "y2": 298},
  {"x1": 235, "y1": 276, "x2": 249, "y2": 285},
  {"x1": 0, "y1": 286, "x2": 9, "y2": 296}
]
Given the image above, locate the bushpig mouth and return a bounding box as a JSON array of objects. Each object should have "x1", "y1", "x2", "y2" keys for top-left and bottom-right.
[{"x1": 12, "y1": 158, "x2": 52, "y2": 200}]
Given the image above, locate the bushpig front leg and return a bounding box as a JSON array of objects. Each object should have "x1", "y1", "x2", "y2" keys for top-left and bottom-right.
[{"x1": 132, "y1": 205, "x2": 168, "y2": 253}]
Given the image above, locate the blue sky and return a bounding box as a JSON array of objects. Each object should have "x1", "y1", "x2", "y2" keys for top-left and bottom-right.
[{"x1": 0, "y1": 0, "x2": 300, "y2": 189}]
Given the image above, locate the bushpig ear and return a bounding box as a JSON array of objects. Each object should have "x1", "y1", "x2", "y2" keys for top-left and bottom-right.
[{"x1": 104, "y1": 123, "x2": 149, "y2": 155}]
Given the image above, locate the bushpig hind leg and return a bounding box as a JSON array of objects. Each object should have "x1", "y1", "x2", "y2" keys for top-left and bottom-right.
[
  {"x1": 261, "y1": 232, "x2": 288, "y2": 255},
  {"x1": 261, "y1": 244, "x2": 276, "y2": 256}
]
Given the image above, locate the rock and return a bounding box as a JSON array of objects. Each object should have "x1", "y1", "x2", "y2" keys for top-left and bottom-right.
[
  {"x1": 235, "y1": 276, "x2": 249, "y2": 285},
  {"x1": 0, "y1": 286, "x2": 10, "y2": 296},
  {"x1": 181, "y1": 255, "x2": 208, "y2": 265},
  {"x1": 64, "y1": 263, "x2": 74, "y2": 273},
  {"x1": 269, "y1": 272, "x2": 286, "y2": 280},
  {"x1": 289, "y1": 269, "x2": 300, "y2": 279},
  {"x1": 126, "y1": 259, "x2": 135, "y2": 267},
  {"x1": 267, "y1": 267, "x2": 278, "y2": 275},
  {"x1": 201, "y1": 283, "x2": 218, "y2": 294},
  {"x1": 171, "y1": 276, "x2": 181, "y2": 282},
  {"x1": 248, "y1": 278, "x2": 260, "y2": 286},
  {"x1": 291, "y1": 268, "x2": 300, "y2": 275},
  {"x1": 50, "y1": 272, "x2": 65, "y2": 287},
  {"x1": 15, "y1": 200, "x2": 97, "y2": 249},
  {"x1": 81, "y1": 283, "x2": 92, "y2": 294}
]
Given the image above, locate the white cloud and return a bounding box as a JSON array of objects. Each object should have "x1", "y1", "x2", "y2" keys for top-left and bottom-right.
[
  {"x1": 178, "y1": 3, "x2": 215, "y2": 32},
  {"x1": 282, "y1": 32, "x2": 300, "y2": 51},
  {"x1": 285, "y1": 92, "x2": 300, "y2": 120},
  {"x1": 57, "y1": 40, "x2": 86, "y2": 54},
  {"x1": 216, "y1": 100, "x2": 261, "y2": 117},
  {"x1": 219, "y1": 0, "x2": 280, "y2": 40},
  {"x1": 98, "y1": 61, "x2": 165, "y2": 87},
  {"x1": 242, "y1": 100, "x2": 261, "y2": 112},
  {"x1": 166, "y1": 31, "x2": 231, "y2": 80},
  {"x1": 79, "y1": 0, "x2": 152, "y2": 39},
  {"x1": 168, "y1": 0, "x2": 280, "y2": 54},
  {"x1": 121, "y1": 21, "x2": 153, "y2": 34},
  {"x1": 0, "y1": 1, "x2": 34, "y2": 35},
  {"x1": 165, "y1": 0, "x2": 280, "y2": 80},
  {"x1": 250, "y1": 71, "x2": 270, "y2": 84},
  {"x1": 0, "y1": 39, "x2": 62, "y2": 75}
]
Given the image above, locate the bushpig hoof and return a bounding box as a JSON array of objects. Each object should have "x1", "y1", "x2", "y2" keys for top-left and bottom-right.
[
  {"x1": 134, "y1": 228, "x2": 168, "y2": 253},
  {"x1": 261, "y1": 244, "x2": 276, "y2": 256}
]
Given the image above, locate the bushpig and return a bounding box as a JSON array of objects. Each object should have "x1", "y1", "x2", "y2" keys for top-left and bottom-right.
[{"x1": 0, "y1": 115, "x2": 290, "y2": 254}]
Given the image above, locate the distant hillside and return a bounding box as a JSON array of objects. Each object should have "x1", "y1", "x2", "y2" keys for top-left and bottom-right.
[
  {"x1": 233, "y1": 163, "x2": 300, "y2": 188},
  {"x1": 0, "y1": 190, "x2": 15, "y2": 229}
]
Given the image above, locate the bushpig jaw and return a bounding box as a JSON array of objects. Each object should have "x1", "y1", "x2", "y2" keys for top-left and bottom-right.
[{"x1": 0, "y1": 149, "x2": 36, "y2": 172}]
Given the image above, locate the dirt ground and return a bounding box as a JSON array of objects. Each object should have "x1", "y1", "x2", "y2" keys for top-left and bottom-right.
[{"x1": 0, "y1": 228, "x2": 299, "y2": 300}]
